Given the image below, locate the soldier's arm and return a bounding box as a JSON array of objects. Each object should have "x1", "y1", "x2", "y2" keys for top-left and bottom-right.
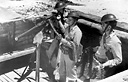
[
  {"x1": 58, "y1": 18, "x2": 66, "y2": 33},
  {"x1": 61, "y1": 27, "x2": 82, "y2": 48},
  {"x1": 73, "y1": 28, "x2": 82, "y2": 46},
  {"x1": 102, "y1": 42, "x2": 122, "y2": 68}
]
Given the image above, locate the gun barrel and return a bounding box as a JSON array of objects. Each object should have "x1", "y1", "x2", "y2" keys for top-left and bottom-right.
[{"x1": 15, "y1": 20, "x2": 46, "y2": 41}]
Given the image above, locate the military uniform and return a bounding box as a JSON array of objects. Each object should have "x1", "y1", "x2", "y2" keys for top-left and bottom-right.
[
  {"x1": 55, "y1": 25, "x2": 82, "y2": 82},
  {"x1": 94, "y1": 31, "x2": 122, "y2": 78}
]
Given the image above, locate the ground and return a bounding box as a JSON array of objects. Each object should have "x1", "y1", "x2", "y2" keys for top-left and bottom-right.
[
  {"x1": 67, "y1": 0, "x2": 128, "y2": 23},
  {"x1": 1, "y1": 0, "x2": 128, "y2": 23}
]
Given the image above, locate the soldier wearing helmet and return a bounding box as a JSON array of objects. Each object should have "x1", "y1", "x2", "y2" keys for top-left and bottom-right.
[
  {"x1": 52, "y1": 1, "x2": 69, "y2": 38},
  {"x1": 101, "y1": 14, "x2": 118, "y2": 33},
  {"x1": 54, "y1": 1, "x2": 68, "y2": 24},
  {"x1": 93, "y1": 14, "x2": 122, "y2": 79},
  {"x1": 54, "y1": 11, "x2": 83, "y2": 82}
]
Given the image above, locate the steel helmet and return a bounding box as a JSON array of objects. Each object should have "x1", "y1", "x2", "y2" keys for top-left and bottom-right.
[
  {"x1": 101, "y1": 14, "x2": 117, "y2": 23},
  {"x1": 66, "y1": 11, "x2": 79, "y2": 18},
  {"x1": 54, "y1": 1, "x2": 67, "y2": 10}
]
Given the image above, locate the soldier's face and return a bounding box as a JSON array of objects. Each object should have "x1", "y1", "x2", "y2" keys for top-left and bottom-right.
[
  {"x1": 105, "y1": 25, "x2": 111, "y2": 35},
  {"x1": 66, "y1": 17, "x2": 75, "y2": 26},
  {"x1": 101, "y1": 22, "x2": 111, "y2": 33},
  {"x1": 58, "y1": 8, "x2": 64, "y2": 14},
  {"x1": 102, "y1": 21, "x2": 114, "y2": 35},
  {"x1": 101, "y1": 22, "x2": 107, "y2": 32}
]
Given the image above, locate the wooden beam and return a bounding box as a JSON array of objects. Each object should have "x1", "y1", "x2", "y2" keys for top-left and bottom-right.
[
  {"x1": 35, "y1": 44, "x2": 41, "y2": 82},
  {"x1": 68, "y1": 8, "x2": 128, "y2": 33},
  {"x1": 0, "y1": 47, "x2": 35, "y2": 63},
  {"x1": 78, "y1": 19, "x2": 102, "y2": 32}
]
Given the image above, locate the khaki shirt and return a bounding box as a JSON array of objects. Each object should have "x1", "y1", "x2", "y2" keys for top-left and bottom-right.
[
  {"x1": 95, "y1": 31, "x2": 122, "y2": 67},
  {"x1": 64, "y1": 25, "x2": 82, "y2": 46},
  {"x1": 61, "y1": 25, "x2": 82, "y2": 62}
]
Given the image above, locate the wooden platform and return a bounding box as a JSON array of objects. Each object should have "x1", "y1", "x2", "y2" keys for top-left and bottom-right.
[
  {"x1": 0, "y1": 67, "x2": 49, "y2": 82},
  {"x1": 0, "y1": 47, "x2": 35, "y2": 63},
  {"x1": 0, "y1": 47, "x2": 35, "y2": 75}
]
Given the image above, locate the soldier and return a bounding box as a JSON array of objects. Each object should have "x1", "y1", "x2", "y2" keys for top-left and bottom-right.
[
  {"x1": 93, "y1": 14, "x2": 122, "y2": 79},
  {"x1": 51, "y1": 1, "x2": 68, "y2": 38},
  {"x1": 54, "y1": 1, "x2": 68, "y2": 24},
  {"x1": 54, "y1": 11, "x2": 83, "y2": 82}
]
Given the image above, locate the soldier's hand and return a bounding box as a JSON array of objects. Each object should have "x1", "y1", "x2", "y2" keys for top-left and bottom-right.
[
  {"x1": 56, "y1": 34, "x2": 62, "y2": 40},
  {"x1": 61, "y1": 38, "x2": 69, "y2": 45},
  {"x1": 94, "y1": 66, "x2": 101, "y2": 71},
  {"x1": 94, "y1": 64, "x2": 104, "y2": 71},
  {"x1": 57, "y1": 15, "x2": 61, "y2": 20}
]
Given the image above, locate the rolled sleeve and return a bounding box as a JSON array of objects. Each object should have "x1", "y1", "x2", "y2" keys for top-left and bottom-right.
[
  {"x1": 111, "y1": 42, "x2": 122, "y2": 65},
  {"x1": 103, "y1": 41, "x2": 122, "y2": 67},
  {"x1": 73, "y1": 29, "x2": 82, "y2": 46}
]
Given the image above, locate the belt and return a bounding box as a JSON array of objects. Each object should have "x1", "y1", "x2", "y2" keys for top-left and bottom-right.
[
  {"x1": 60, "y1": 44, "x2": 75, "y2": 61},
  {"x1": 94, "y1": 54, "x2": 107, "y2": 64},
  {"x1": 60, "y1": 44, "x2": 71, "y2": 55}
]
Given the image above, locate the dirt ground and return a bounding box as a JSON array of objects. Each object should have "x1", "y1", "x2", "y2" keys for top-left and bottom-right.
[
  {"x1": 0, "y1": 0, "x2": 128, "y2": 23},
  {"x1": 67, "y1": 0, "x2": 128, "y2": 23}
]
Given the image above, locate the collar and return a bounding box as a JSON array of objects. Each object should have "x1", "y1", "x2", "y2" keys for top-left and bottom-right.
[
  {"x1": 70, "y1": 25, "x2": 77, "y2": 31},
  {"x1": 105, "y1": 31, "x2": 115, "y2": 39},
  {"x1": 110, "y1": 31, "x2": 115, "y2": 37}
]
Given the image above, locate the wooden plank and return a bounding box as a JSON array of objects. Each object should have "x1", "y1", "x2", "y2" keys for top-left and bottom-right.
[
  {"x1": 35, "y1": 44, "x2": 41, "y2": 82},
  {"x1": 0, "y1": 47, "x2": 35, "y2": 63},
  {"x1": 0, "y1": 67, "x2": 49, "y2": 82}
]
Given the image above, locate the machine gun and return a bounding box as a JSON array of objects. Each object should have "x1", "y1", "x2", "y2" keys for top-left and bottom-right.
[
  {"x1": 15, "y1": 12, "x2": 62, "y2": 82},
  {"x1": 15, "y1": 12, "x2": 59, "y2": 41}
]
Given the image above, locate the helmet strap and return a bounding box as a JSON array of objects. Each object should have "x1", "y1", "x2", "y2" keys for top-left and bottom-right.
[
  {"x1": 71, "y1": 21, "x2": 76, "y2": 27},
  {"x1": 69, "y1": 20, "x2": 77, "y2": 29},
  {"x1": 103, "y1": 22, "x2": 109, "y2": 33},
  {"x1": 104, "y1": 23, "x2": 113, "y2": 36}
]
